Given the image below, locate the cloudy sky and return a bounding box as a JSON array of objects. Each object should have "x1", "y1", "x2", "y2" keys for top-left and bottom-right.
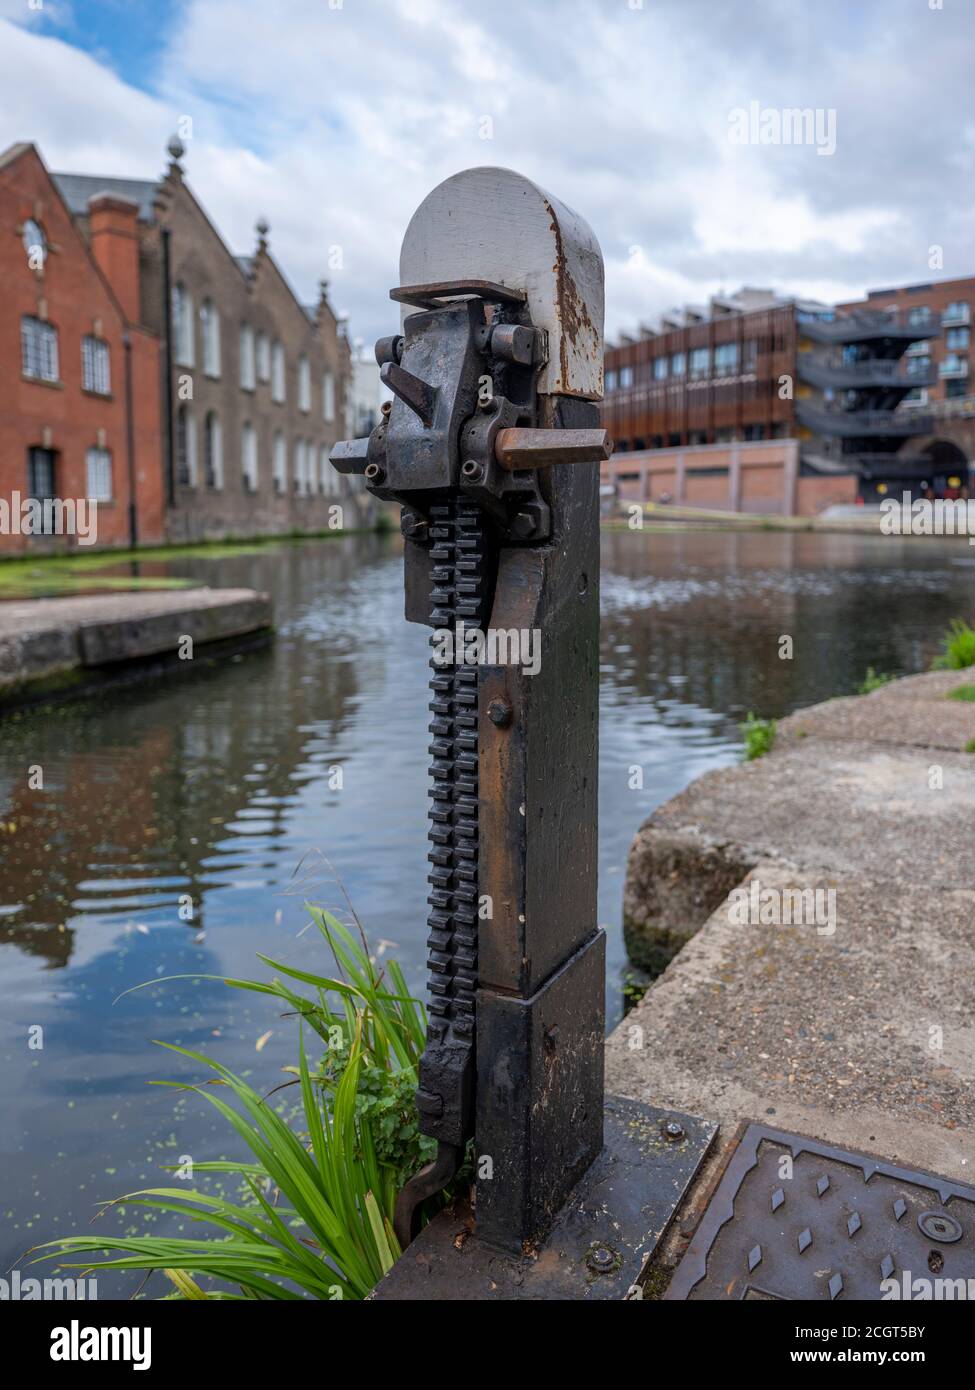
[{"x1": 1, "y1": 0, "x2": 971, "y2": 349}]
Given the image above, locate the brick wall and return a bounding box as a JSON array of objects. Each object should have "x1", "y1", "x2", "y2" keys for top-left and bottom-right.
[{"x1": 0, "y1": 145, "x2": 163, "y2": 555}]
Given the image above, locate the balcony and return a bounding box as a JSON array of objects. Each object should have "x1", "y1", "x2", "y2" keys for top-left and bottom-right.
[
  {"x1": 798, "y1": 309, "x2": 939, "y2": 346},
  {"x1": 942, "y1": 304, "x2": 971, "y2": 327},
  {"x1": 797, "y1": 402, "x2": 933, "y2": 437},
  {"x1": 801, "y1": 448, "x2": 937, "y2": 478},
  {"x1": 939, "y1": 357, "x2": 969, "y2": 379},
  {"x1": 796, "y1": 355, "x2": 936, "y2": 390}
]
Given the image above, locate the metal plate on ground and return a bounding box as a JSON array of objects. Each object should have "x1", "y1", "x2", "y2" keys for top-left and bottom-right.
[
  {"x1": 666, "y1": 1124, "x2": 975, "y2": 1301},
  {"x1": 372, "y1": 1095, "x2": 717, "y2": 1300}
]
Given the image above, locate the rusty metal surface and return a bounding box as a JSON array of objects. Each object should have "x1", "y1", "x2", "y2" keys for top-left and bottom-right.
[
  {"x1": 372, "y1": 1095, "x2": 718, "y2": 1301},
  {"x1": 494, "y1": 426, "x2": 613, "y2": 469},
  {"x1": 666, "y1": 1124, "x2": 975, "y2": 1301},
  {"x1": 391, "y1": 279, "x2": 527, "y2": 309}
]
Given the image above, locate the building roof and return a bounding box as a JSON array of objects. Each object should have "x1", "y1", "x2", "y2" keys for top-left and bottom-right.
[{"x1": 52, "y1": 172, "x2": 160, "y2": 222}]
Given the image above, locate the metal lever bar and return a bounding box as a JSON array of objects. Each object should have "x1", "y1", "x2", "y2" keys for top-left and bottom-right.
[{"x1": 494, "y1": 427, "x2": 613, "y2": 470}]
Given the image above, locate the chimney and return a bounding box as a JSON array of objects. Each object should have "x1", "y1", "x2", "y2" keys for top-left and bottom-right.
[{"x1": 88, "y1": 193, "x2": 141, "y2": 325}]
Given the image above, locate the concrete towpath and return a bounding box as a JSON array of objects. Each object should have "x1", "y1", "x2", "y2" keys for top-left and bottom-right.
[
  {"x1": 606, "y1": 669, "x2": 975, "y2": 1253},
  {"x1": 0, "y1": 587, "x2": 272, "y2": 703}
]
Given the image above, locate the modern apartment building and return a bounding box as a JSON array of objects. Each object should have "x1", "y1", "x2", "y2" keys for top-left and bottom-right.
[
  {"x1": 54, "y1": 137, "x2": 365, "y2": 542},
  {"x1": 601, "y1": 282, "x2": 975, "y2": 511},
  {"x1": 0, "y1": 143, "x2": 164, "y2": 554}
]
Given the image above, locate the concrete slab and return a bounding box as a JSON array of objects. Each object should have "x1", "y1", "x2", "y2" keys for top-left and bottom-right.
[
  {"x1": 608, "y1": 862, "x2": 975, "y2": 1185},
  {"x1": 0, "y1": 587, "x2": 272, "y2": 695}
]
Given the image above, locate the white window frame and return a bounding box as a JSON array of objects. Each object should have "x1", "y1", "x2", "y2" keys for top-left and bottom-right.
[
  {"x1": 271, "y1": 341, "x2": 286, "y2": 402},
  {"x1": 86, "y1": 446, "x2": 113, "y2": 502},
  {"x1": 322, "y1": 370, "x2": 336, "y2": 422},
  {"x1": 172, "y1": 284, "x2": 194, "y2": 367},
  {"x1": 176, "y1": 405, "x2": 197, "y2": 486},
  {"x1": 299, "y1": 355, "x2": 311, "y2": 413},
  {"x1": 242, "y1": 422, "x2": 258, "y2": 492},
  {"x1": 204, "y1": 411, "x2": 224, "y2": 490},
  {"x1": 273, "y1": 431, "x2": 287, "y2": 495},
  {"x1": 256, "y1": 333, "x2": 270, "y2": 382},
  {"x1": 239, "y1": 323, "x2": 256, "y2": 390},
  {"x1": 294, "y1": 438, "x2": 306, "y2": 495},
  {"x1": 200, "y1": 299, "x2": 221, "y2": 377},
  {"x1": 21, "y1": 315, "x2": 59, "y2": 382},
  {"x1": 82, "y1": 335, "x2": 111, "y2": 394}
]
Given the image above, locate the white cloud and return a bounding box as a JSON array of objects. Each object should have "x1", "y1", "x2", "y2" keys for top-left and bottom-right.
[{"x1": 0, "y1": 0, "x2": 971, "y2": 351}]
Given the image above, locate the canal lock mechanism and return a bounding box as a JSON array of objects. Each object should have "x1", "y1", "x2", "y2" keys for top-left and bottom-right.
[{"x1": 331, "y1": 279, "x2": 612, "y2": 1248}]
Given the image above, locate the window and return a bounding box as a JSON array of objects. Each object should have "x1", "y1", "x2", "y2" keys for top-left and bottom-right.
[
  {"x1": 22, "y1": 217, "x2": 47, "y2": 268},
  {"x1": 653, "y1": 357, "x2": 668, "y2": 381},
  {"x1": 273, "y1": 431, "x2": 287, "y2": 494},
  {"x1": 271, "y1": 341, "x2": 285, "y2": 402},
  {"x1": 27, "y1": 446, "x2": 56, "y2": 500},
  {"x1": 82, "y1": 336, "x2": 111, "y2": 394},
  {"x1": 320, "y1": 445, "x2": 338, "y2": 496},
  {"x1": 299, "y1": 355, "x2": 311, "y2": 412},
  {"x1": 906, "y1": 355, "x2": 931, "y2": 377},
  {"x1": 172, "y1": 284, "x2": 194, "y2": 367},
  {"x1": 176, "y1": 405, "x2": 197, "y2": 486},
  {"x1": 907, "y1": 305, "x2": 931, "y2": 327},
  {"x1": 946, "y1": 327, "x2": 970, "y2": 350},
  {"x1": 256, "y1": 333, "x2": 270, "y2": 382},
  {"x1": 689, "y1": 347, "x2": 710, "y2": 379},
  {"x1": 86, "y1": 447, "x2": 112, "y2": 502},
  {"x1": 242, "y1": 423, "x2": 258, "y2": 492},
  {"x1": 239, "y1": 324, "x2": 256, "y2": 390},
  {"x1": 322, "y1": 370, "x2": 336, "y2": 422},
  {"x1": 204, "y1": 411, "x2": 223, "y2": 490},
  {"x1": 670, "y1": 352, "x2": 686, "y2": 378},
  {"x1": 946, "y1": 378, "x2": 969, "y2": 398},
  {"x1": 200, "y1": 300, "x2": 221, "y2": 376},
  {"x1": 943, "y1": 301, "x2": 970, "y2": 326},
  {"x1": 713, "y1": 343, "x2": 738, "y2": 374},
  {"x1": 741, "y1": 340, "x2": 758, "y2": 372},
  {"x1": 604, "y1": 369, "x2": 617, "y2": 392},
  {"x1": 618, "y1": 365, "x2": 634, "y2": 388},
  {"x1": 294, "y1": 438, "x2": 307, "y2": 494},
  {"x1": 21, "y1": 315, "x2": 59, "y2": 381},
  {"x1": 26, "y1": 447, "x2": 57, "y2": 533}
]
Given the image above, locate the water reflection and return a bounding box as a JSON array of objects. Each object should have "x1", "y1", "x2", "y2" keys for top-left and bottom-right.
[{"x1": 0, "y1": 527, "x2": 970, "y2": 1282}]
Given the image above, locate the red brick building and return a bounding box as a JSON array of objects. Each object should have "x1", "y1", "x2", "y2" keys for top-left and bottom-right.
[{"x1": 0, "y1": 143, "x2": 164, "y2": 554}]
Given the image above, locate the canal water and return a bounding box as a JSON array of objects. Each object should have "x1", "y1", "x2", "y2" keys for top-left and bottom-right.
[{"x1": 1, "y1": 527, "x2": 971, "y2": 1284}]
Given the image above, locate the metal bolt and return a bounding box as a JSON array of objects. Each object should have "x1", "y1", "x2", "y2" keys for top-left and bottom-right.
[
  {"x1": 364, "y1": 462, "x2": 386, "y2": 484},
  {"x1": 488, "y1": 699, "x2": 512, "y2": 727},
  {"x1": 381, "y1": 400, "x2": 392, "y2": 416},
  {"x1": 461, "y1": 459, "x2": 484, "y2": 482},
  {"x1": 663, "y1": 1120, "x2": 685, "y2": 1142},
  {"x1": 586, "y1": 1243, "x2": 617, "y2": 1274},
  {"x1": 511, "y1": 511, "x2": 535, "y2": 539}
]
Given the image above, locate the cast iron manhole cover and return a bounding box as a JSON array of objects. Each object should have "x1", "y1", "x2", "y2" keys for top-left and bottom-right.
[{"x1": 666, "y1": 1125, "x2": 975, "y2": 1300}]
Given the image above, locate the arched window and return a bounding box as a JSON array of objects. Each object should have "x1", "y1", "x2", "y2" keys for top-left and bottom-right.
[
  {"x1": 239, "y1": 323, "x2": 255, "y2": 390},
  {"x1": 172, "y1": 284, "x2": 194, "y2": 367},
  {"x1": 273, "y1": 431, "x2": 286, "y2": 495},
  {"x1": 256, "y1": 333, "x2": 270, "y2": 382},
  {"x1": 242, "y1": 423, "x2": 258, "y2": 493},
  {"x1": 294, "y1": 438, "x2": 306, "y2": 495},
  {"x1": 322, "y1": 370, "x2": 335, "y2": 423},
  {"x1": 299, "y1": 355, "x2": 311, "y2": 412},
  {"x1": 176, "y1": 404, "x2": 197, "y2": 486},
  {"x1": 320, "y1": 444, "x2": 339, "y2": 496},
  {"x1": 271, "y1": 341, "x2": 285, "y2": 402},
  {"x1": 204, "y1": 411, "x2": 223, "y2": 490},
  {"x1": 200, "y1": 299, "x2": 221, "y2": 377}
]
